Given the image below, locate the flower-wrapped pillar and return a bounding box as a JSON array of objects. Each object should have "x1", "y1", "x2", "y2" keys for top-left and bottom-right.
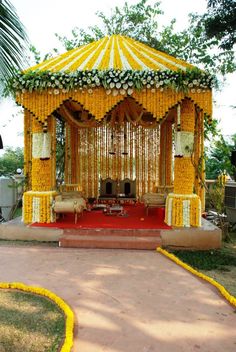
[
  {"x1": 165, "y1": 99, "x2": 201, "y2": 227},
  {"x1": 23, "y1": 116, "x2": 57, "y2": 223}
]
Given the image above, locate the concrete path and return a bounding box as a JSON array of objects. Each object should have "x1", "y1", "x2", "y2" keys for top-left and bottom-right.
[{"x1": 0, "y1": 246, "x2": 235, "y2": 352}]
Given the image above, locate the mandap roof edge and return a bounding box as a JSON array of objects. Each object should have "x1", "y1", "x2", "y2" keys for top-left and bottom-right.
[{"x1": 10, "y1": 35, "x2": 213, "y2": 125}]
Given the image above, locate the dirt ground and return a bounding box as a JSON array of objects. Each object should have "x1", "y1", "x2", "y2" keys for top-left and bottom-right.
[{"x1": 0, "y1": 245, "x2": 236, "y2": 352}]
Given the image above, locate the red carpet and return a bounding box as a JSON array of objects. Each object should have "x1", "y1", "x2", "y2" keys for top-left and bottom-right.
[{"x1": 31, "y1": 204, "x2": 171, "y2": 229}]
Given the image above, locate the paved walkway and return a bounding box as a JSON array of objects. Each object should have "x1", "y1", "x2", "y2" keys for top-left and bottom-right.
[{"x1": 0, "y1": 245, "x2": 236, "y2": 352}]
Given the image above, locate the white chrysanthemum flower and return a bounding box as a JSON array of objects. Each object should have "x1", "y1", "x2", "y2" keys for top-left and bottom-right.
[
  {"x1": 120, "y1": 89, "x2": 126, "y2": 95},
  {"x1": 112, "y1": 89, "x2": 118, "y2": 96},
  {"x1": 106, "y1": 89, "x2": 111, "y2": 95},
  {"x1": 127, "y1": 88, "x2": 133, "y2": 95},
  {"x1": 123, "y1": 83, "x2": 128, "y2": 90},
  {"x1": 110, "y1": 82, "x2": 115, "y2": 89},
  {"x1": 54, "y1": 89, "x2": 60, "y2": 95},
  {"x1": 116, "y1": 82, "x2": 121, "y2": 89}
]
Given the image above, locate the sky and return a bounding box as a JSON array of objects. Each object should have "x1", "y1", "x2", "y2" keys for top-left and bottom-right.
[{"x1": 0, "y1": 0, "x2": 235, "y2": 153}]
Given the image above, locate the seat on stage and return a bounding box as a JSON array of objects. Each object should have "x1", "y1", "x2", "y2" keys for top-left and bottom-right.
[{"x1": 99, "y1": 178, "x2": 117, "y2": 201}]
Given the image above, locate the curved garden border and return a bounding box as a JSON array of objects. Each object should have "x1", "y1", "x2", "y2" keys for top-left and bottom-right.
[
  {"x1": 0, "y1": 282, "x2": 74, "y2": 351},
  {"x1": 157, "y1": 247, "x2": 236, "y2": 307}
]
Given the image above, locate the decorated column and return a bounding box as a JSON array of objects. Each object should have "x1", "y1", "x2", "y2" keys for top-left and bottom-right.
[
  {"x1": 23, "y1": 116, "x2": 57, "y2": 223},
  {"x1": 165, "y1": 99, "x2": 201, "y2": 227}
]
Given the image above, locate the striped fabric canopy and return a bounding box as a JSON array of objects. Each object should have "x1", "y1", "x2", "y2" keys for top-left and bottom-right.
[{"x1": 29, "y1": 35, "x2": 193, "y2": 72}]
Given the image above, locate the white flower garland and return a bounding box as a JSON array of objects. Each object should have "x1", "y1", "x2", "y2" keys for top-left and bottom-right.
[
  {"x1": 32, "y1": 132, "x2": 51, "y2": 159},
  {"x1": 175, "y1": 131, "x2": 194, "y2": 157},
  {"x1": 9, "y1": 68, "x2": 214, "y2": 96},
  {"x1": 183, "y1": 199, "x2": 190, "y2": 227},
  {"x1": 32, "y1": 197, "x2": 40, "y2": 223}
]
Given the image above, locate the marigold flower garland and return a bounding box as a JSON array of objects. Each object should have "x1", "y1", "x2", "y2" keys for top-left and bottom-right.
[
  {"x1": 23, "y1": 191, "x2": 57, "y2": 223},
  {"x1": 157, "y1": 248, "x2": 236, "y2": 307},
  {"x1": 0, "y1": 282, "x2": 74, "y2": 351}
]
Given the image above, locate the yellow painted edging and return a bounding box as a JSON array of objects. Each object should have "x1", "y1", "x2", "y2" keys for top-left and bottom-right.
[
  {"x1": 0, "y1": 282, "x2": 74, "y2": 352},
  {"x1": 157, "y1": 247, "x2": 236, "y2": 307}
]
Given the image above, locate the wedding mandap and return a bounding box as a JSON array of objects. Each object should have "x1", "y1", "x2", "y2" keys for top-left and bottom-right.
[{"x1": 10, "y1": 34, "x2": 213, "y2": 227}]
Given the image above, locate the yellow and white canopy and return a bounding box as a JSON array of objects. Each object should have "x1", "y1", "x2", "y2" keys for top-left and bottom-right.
[{"x1": 29, "y1": 34, "x2": 193, "y2": 72}]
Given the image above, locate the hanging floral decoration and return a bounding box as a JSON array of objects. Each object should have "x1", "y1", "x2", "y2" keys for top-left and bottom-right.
[{"x1": 6, "y1": 67, "x2": 215, "y2": 97}]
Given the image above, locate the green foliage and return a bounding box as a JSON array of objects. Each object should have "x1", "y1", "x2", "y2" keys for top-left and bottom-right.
[
  {"x1": 55, "y1": 0, "x2": 163, "y2": 50},
  {"x1": 204, "y1": 116, "x2": 219, "y2": 141},
  {"x1": 172, "y1": 249, "x2": 236, "y2": 270},
  {"x1": 0, "y1": 147, "x2": 24, "y2": 176},
  {"x1": 205, "y1": 134, "x2": 236, "y2": 179},
  {"x1": 0, "y1": 0, "x2": 29, "y2": 83},
  {"x1": 55, "y1": 117, "x2": 65, "y2": 185},
  {"x1": 54, "y1": 0, "x2": 235, "y2": 76},
  {"x1": 204, "y1": 0, "x2": 236, "y2": 50}
]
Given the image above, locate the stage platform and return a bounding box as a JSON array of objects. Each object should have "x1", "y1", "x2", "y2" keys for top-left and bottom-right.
[{"x1": 0, "y1": 205, "x2": 222, "y2": 250}]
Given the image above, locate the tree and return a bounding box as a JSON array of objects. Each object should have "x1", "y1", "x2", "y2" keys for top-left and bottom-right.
[
  {"x1": 0, "y1": 147, "x2": 24, "y2": 176},
  {"x1": 205, "y1": 134, "x2": 236, "y2": 179},
  {"x1": 53, "y1": 0, "x2": 235, "y2": 75},
  {"x1": 204, "y1": 0, "x2": 236, "y2": 50},
  {"x1": 0, "y1": 0, "x2": 28, "y2": 83}
]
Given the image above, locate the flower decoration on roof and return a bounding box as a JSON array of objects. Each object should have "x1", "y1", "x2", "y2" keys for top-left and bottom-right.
[
  {"x1": 5, "y1": 35, "x2": 215, "y2": 96},
  {"x1": 8, "y1": 67, "x2": 214, "y2": 96}
]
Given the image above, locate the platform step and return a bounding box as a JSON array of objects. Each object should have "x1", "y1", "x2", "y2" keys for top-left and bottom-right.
[
  {"x1": 63, "y1": 228, "x2": 162, "y2": 237},
  {"x1": 59, "y1": 234, "x2": 162, "y2": 250}
]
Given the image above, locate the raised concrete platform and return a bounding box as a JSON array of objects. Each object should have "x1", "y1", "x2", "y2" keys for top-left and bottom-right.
[
  {"x1": 161, "y1": 218, "x2": 222, "y2": 250},
  {"x1": 0, "y1": 217, "x2": 62, "y2": 242},
  {"x1": 0, "y1": 217, "x2": 222, "y2": 250}
]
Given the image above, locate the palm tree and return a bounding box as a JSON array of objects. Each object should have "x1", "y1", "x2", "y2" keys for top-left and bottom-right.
[{"x1": 0, "y1": 0, "x2": 29, "y2": 82}]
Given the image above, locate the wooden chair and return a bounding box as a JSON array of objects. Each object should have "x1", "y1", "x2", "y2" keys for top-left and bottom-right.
[
  {"x1": 118, "y1": 178, "x2": 136, "y2": 202},
  {"x1": 99, "y1": 178, "x2": 117, "y2": 201}
]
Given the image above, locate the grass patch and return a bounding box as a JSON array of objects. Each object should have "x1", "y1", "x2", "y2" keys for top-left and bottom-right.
[
  {"x1": 0, "y1": 289, "x2": 65, "y2": 352},
  {"x1": 0, "y1": 239, "x2": 58, "y2": 247},
  {"x1": 171, "y1": 249, "x2": 236, "y2": 271},
  {"x1": 172, "y1": 234, "x2": 236, "y2": 297}
]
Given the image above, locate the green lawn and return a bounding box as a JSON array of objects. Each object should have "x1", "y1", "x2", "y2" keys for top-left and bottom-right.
[
  {"x1": 172, "y1": 233, "x2": 236, "y2": 297},
  {"x1": 0, "y1": 290, "x2": 65, "y2": 352}
]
